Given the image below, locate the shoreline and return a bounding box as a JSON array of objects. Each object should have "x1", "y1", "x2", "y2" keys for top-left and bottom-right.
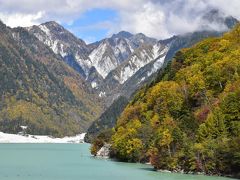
[
  {"x1": 0, "y1": 132, "x2": 86, "y2": 143},
  {"x1": 94, "y1": 143, "x2": 236, "y2": 179}
]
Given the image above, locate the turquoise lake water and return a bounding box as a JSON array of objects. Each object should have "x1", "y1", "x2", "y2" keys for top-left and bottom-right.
[{"x1": 0, "y1": 143, "x2": 234, "y2": 180}]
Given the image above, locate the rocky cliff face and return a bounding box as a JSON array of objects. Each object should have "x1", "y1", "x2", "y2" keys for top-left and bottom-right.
[{"x1": 96, "y1": 144, "x2": 111, "y2": 158}]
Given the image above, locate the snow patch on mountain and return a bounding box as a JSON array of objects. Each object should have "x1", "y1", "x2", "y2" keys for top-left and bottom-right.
[
  {"x1": 75, "y1": 54, "x2": 92, "y2": 75},
  {"x1": 39, "y1": 24, "x2": 51, "y2": 36},
  {"x1": 137, "y1": 77, "x2": 146, "y2": 85},
  {"x1": 60, "y1": 44, "x2": 67, "y2": 57},
  {"x1": 147, "y1": 56, "x2": 166, "y2": 77},
  {"x1": 117, "y1": 44, "x2": 168, "y2": 84},
  {"x1": 118, "y1": 52, "x2": 148, "y2": 84},
  {"x1": 126, "y1": 39, "x2": 134, "y2": 52},
  {"x1": 99, "y1": 91, "x2": 106, "y2": 98},
  {"x1": 147, "y1": 46, "x2": 169, "y2": 77},
  {"x1": 112, "y1": 38, "x2": 132, "y2": 63},
  {"x1": 91, "y1": 82, "x2": 98, "y2": 89},
  {"x1": 89, "y1": 42, "x2": 118, "y2": 78}
]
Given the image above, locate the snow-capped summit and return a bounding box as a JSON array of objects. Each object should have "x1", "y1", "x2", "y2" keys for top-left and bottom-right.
[
  {"x1": 129, "y1": 33, "x2": 157, "y2": 49},
  {"x1": 27, "y1": 21, "x2": 91, "y2": 77},
  {"x1": 111, "y1": 31, "x2": 133, "y2": 39}
]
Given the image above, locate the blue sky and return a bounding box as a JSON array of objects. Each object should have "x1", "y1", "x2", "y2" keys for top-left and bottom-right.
[
  {"x1": 0, "y1": 0, "x2": 239, "y2": 43},
  {"x1": 63, "y1": 9, "x2": 118, "y2": 43}
]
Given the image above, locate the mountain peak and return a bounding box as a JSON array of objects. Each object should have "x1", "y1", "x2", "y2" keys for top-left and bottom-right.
[
  {"x1": 39, "y1": 21, "x2": 65, "y2": 33},
  {"x1": 135, "y1": 32, "x2": 146, "y2": 37},
  {"x1": 41, "y1": 21, "x2": 61, "y2": 27},
  {"x1": 130, "y1": 33, "x2": 157, "y2": 48},
  {"x1": 111, "y1": 31, "x2": 133, "y2": 39},
  {"x1": 201, "y1": 9, "x2": 238, "y2": 30}
]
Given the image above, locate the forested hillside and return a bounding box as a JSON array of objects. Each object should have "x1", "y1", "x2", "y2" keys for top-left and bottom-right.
[
  {"x1": 0, "y1": 21, "x2": 103, "y2": 136},
  {"x1": 91, "y1": 24, "x2": 240, "y2": 178},
  {"x1": 85, "y1": 96, "x2": 128, "y2": 143}
]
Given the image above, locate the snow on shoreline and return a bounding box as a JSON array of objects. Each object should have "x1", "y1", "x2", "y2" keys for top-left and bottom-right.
[{"x1": 0, "y1": 132, "x2": 86, "y2": 143}]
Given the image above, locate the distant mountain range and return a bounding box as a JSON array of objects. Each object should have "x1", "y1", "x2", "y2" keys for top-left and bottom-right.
[
  {"x1": 26, "y1": 9, "x2": 238, "y2": 107},
  {"x1": 27, "y1": 23, "x2": 168, "y2": 105}
]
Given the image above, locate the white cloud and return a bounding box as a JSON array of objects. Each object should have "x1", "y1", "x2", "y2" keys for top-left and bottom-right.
[
  {"x1": 207, "y1": 0, "x2": 240, "y2": 18},
  {"x1": 112, "y1": 0, "x2": 240, "y2": 39},
  {"x1": 0, "y1": 0, "x2": 239, "y2": 39},
  {"x1": 0, "y1": 11, "x2": 44, "y2": 27},
  {"x1": 117, "y1": 2, "x2": 171, "y2": 38}
]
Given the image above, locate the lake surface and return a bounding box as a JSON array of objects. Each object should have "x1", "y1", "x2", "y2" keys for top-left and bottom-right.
[{"x1": 0, "y1": 143, "x2": 233, "y2": 180}]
